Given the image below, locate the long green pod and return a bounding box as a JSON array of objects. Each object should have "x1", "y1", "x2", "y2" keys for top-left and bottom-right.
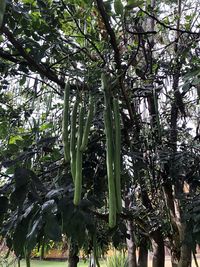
[
  {"x1": 113, "y1": 98, "x2": 122, "y2": 213},
  {"x1": 62, "y1": 83, "x2": 70, "y2": 163},
  {"x1": 102, "y1": 73, "x2": 116, "y2": 228},
  {"x1": 70, "y1": 95, "x2": 80, "y2": 182},
  {"x1": 80, "y1": 94, "x2": 94, "y2": 152},
  {"x1": 104, "y1": 110, "x2": 116, "y2": 228},
  {"x1": 0, "y1": 0, "x2": 6, "y2": 28},
  {"x1": 73, "y1": 104, "x2": 84, "y2": 206}
]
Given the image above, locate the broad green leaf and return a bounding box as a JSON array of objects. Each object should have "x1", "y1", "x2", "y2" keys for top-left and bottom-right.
[
  {"x1": 41, "y1": 200, "x2": 57, "y2": 214},
  {"x1": 39, "y1": 122, "x2": 53, "y2": 131},
  {"x1": 13, "y1": 218, "x2": 29, "y2": 256},
  {"x1": 0, "y1": 121, "x2": 8, "y2": 139},
  {"x1": 26, "y1": 216, "x2": 43, "y2": 252},
  {"x1": 44, "y1": 215, "x2": 61, "y2": 241},
  {"x1": 9, "y1": 135, "x2": 23, "y2": 145},
  {"x1": 126, "y1": 0, "x2": 144, "y2": 8},
  {"x1": 114, "y1": 0, "x2": 123, "y2": 16}
]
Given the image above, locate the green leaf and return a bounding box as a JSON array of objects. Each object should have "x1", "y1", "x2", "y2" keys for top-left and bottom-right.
[
  {"x1": 9, "y1": 135, "x2": 23, "y2": 145},
  {"x1": 44, "y1": 215, "x2": 61, "y2": 241},
  {"x1": 193, "y1": 222, "x2": 200, "y2": 233},
  {"x1": 26, "y1": 216, "x2": 43, "y2": 253},
  {"x1": 114, "y1": 0, "x2": 123, "y2": 16},
  {"x1": 39, "y1": 122, "x2": 53, "y2": 131},
  {"x1": 14, "y1": 167, "x2": 30, "y2": 189},
  {"x1": 10, "y1": 185, "x2": 28, "y2": 207},
  {"x1": 0, "y1": 121, "x2": 8, "y2": 139},
  {"x1": 13, "y1": 217, "x2": 30, "y2": 256},
  {"x1": 112, "y1": 230, "x2": 121, "y2": 248},
  {"x1": 69, "y1": 211, "x2": 86, "y2": 247},
  {"x1": 0, "y1": 196, "x2": 8, "y2": 213},
  {"x1": 61, "y1": 204, "x2": 75, "y2": 231},
  {"x1": 126, "y1": 0, "x2": 144, "y2": 8},
  {"x1": 62, "y1": 206, "x2": 86, "y2": 247},
  {"x1": 41, "y1": 200, "x2": 57, "y2": 214}
]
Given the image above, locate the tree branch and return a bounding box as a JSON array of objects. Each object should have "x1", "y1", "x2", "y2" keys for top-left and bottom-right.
[
  {"x1": 62, "y1": 1, "x2": 106, "y2": 65},
  {"x1": 2, "y1": 26, "x2": 65, "y2": 93},
  {"x1": 140, "y1": 7, "x2": 200, "y2": 36},
  {"x1": 0, "y1": 48, "x2": 22, "y2": 64},
  {"x1": 125, "y1": 28, "x2": 157, "y2": 35},
  {"x1": 96, "y1": 0, "x2": 121, "y2": 70}
]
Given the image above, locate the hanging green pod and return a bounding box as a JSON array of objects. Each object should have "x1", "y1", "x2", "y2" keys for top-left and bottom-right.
[
  {"x1": 62, "y1": 83, "x2": 70, "y2": 163},
  {"x1": 113, "y1": 98, "x2": 122, "y2": 213},
  {"x1": 102, "y1": 73, "x2": 117, "y2": 228},
  {"x1": 80, "y1": 94, "x2": 94, "y2": 152},
  {"x1": 73, "y1": 104, "x2": 84, "y2": 206},
  {"x1": 0, "y1": 0, "x2": 6, "y2": 28},
  {"x1": 70, "y1": 94, "x2": 80, "y2": 182}
]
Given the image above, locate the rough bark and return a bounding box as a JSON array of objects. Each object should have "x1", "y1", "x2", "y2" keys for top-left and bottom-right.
[
  {"x1": 126, "y1": 220, "x2": 137, "y2": 267},
  {"x1": 151, "y1": 231, "x2": 165, "y2": 267},
  {"x1": 171, "y1": 256, "x2": 178, "y2": 267},
  {"x1": 177, "y1": 244, "x2": 191, "y2": 267},
  {"x1": 138, "y1": 237, "x2": 148, "y2": 267},
  {"x1": 177, "y1": 223, "x2": 192, "y2": 267}
]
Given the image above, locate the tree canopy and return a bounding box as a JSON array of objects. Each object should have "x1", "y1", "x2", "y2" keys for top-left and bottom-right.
[{"x1": 0, "y1": 1, "x2": 200, "y2": 267}]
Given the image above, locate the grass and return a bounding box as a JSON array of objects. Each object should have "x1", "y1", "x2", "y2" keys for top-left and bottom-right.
[
  {"x1": 2, "y1": 257, "x2": 200, "y2": 267},
  {"x1": 21, "y1": 260, "x2": 69, "y2": 267},
  {"x1": 20, "y1": 260, "x2": 106, "y2": 267}
]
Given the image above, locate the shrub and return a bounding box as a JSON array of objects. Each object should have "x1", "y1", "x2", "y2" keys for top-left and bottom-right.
[{"x1": 105, "y1": 251, "x2": 128, "y2": 267}]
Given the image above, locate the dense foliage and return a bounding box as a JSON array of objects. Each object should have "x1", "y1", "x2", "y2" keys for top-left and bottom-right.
[{"x1": 0, "y1": 0, "x2": 200, "y2": 267}]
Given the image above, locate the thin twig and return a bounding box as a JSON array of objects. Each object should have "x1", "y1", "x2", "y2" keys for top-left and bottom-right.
[
  {"x1": 62, "y1": 1, "x2": 106, "y2": 65},
  {"x1": 140, "y1": 7, "x2": 200, "y2": 35}
]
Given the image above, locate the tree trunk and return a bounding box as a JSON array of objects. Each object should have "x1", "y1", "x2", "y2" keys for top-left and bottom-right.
[
  {"x1": 171, "y1": 259, "x2": 178, "y2": 267},
  {"x1": 177, "y1": 223, "x2": 191, "y2": 267},
  {"x1": 151, "y1": 231, "x2": 165, "y2": 267},
  {"x1": 25, "y1": 254, "x2": 31, "y2": 267},
  {"x1": 126, "y1": 220, "x2": 137, "y2": 267},
  {"x1": 138, "y1": 237, "x2": 148, "y2": 267},
  {"x1": 171, "y1": 251, "x2": 179, "y2": 267},
  {"x1": 68, "y1": 242, "x2": 79, "y2": 267},
  {"x1": 177, "y1": 243, "x2": 191, "y2": 267}
]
